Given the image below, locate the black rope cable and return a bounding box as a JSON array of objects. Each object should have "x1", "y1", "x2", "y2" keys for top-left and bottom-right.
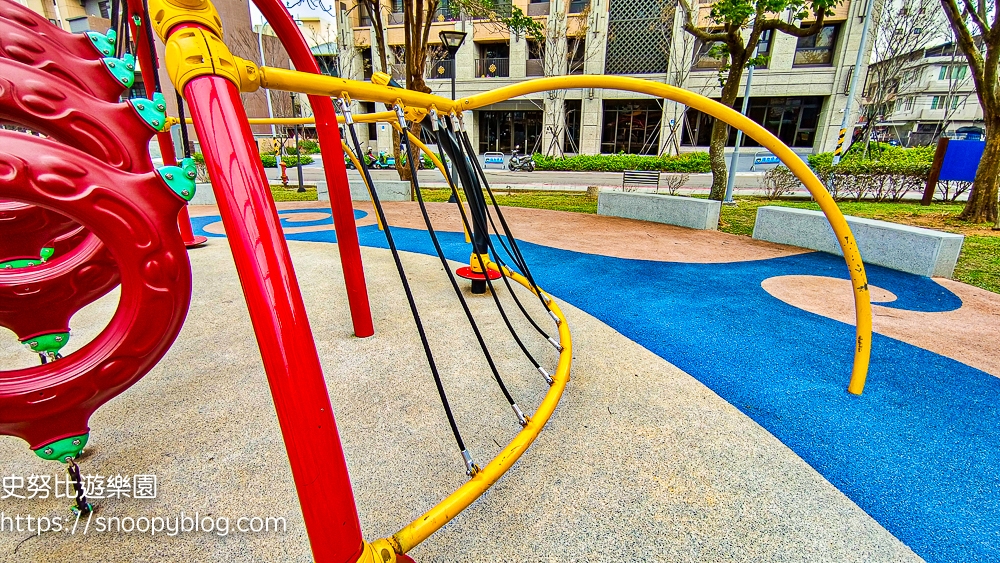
[
  {"x1": 439, "y1": 120, "x2": 553, "y2": 341},
  {"x1": 138, "y1": 0, "x2": 162, "y2": 93},
  {"x1": 434, "y1": 119, "x2": 555, "y2": 349},
  {"x1": 427, "y1": 119, "x2": 547, "y2": 378},
  {"x1": 449, "y1": 119, "x2": 532, "y2": 280},
  {"x1": 109, "y1": 0, "x2": 121, "y2": 51},
  {"x1": 458, "y1": 124, "x2": 547, "y2": 302},
  {"x1": 457, "y1": 127, "x2": 561, "y2": 333},
  {"x1": 175, "y1": 92, "x2": 192, "y2": 158},
  {"x1": 337, "y1": 102, "x2": 469, "y2": 457},
  {"x1": 393, "y1": 110, "x2": 525, "y2": 421}
]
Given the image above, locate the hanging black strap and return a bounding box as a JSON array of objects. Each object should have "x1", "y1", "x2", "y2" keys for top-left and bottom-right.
[
  {"x1": 394, "y1": 110, "x2": 525, "y2": 425},
  {"x1": 337, "y1": 100, "x2": 470, "y2": 460},
  {"x1": 434, "y1": 119, "x2": 554, "y2": 345},
  {"x1": 175, "y1": 91, "x2": 192, "y2": 158}
]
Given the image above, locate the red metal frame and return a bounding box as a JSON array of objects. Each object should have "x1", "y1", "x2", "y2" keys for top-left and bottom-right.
[
  {"x1": 184, "y1": 73, "x2": 363, "y2": 563},
  {"x1": 126, "y1": 0, "x2": 207, "y2": 247},
  {"x1": 251, "y1": 0, "x2": 373, "y2": 338}
]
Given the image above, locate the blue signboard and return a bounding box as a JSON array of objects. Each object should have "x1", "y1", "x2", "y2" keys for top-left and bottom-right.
[{"x1": 939, "y1": 140, "x2": 985, "y2": 183}]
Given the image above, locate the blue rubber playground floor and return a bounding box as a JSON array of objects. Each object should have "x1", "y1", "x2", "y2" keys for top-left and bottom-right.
[{"x1": 194, "y1": 207, "x2": 999, "y2": 563}]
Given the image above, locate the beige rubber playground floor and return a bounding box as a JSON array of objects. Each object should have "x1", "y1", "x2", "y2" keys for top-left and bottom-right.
[{"x1": 3, "y1": 201, "x2": 996, "y2": 561}]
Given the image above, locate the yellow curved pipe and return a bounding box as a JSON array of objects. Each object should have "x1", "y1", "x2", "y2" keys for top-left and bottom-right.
[
  {"x1": 456, "y1": 76, "x2": 872, "y2": 394},
  {"x1": 260, "y1": 72, "x2": 869, "y2": 394},
  {"x1": 388, "y1": 264, "x2": 572, "y2": 554},
  {"x1": 233, "y1": 69, "x2": 873, "y2": 394},
  {"x1": 341, "y1": 141, "x2": 382, "y2": 231},
  {"x1": 400, "y1": 127, "x2": 470, "y2": 243}
]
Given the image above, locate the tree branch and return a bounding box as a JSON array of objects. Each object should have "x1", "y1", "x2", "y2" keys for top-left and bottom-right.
[
  {"x1": 678, "y1": 0, "x2": 728, "y2": 41},
  {"x1": 763, "y1": 9, "x2": 827, "y2": 37}
]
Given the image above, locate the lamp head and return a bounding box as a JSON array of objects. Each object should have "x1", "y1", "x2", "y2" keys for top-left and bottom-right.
[{"x1": 439, "y1": 29, "x2": 467, "y2": 56}]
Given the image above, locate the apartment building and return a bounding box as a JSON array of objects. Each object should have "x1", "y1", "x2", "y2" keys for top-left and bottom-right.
[
  {"x1": 339, "y1": 0, "x2": 874, "y2": 157},
  {"x1": 869, "y1": 40, "x2": 984, "y2": 147}
]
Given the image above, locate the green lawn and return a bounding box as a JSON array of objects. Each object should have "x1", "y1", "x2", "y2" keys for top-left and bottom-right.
[
  {"x1": 270, "y1": 185, "x2": 318, "y2": 202},
  {"x1": 411, "y1": 188, "x2": 999, "y2": 294},
  {"x1": 418, "y1": 188, "x2": 599, "y2": 214}
]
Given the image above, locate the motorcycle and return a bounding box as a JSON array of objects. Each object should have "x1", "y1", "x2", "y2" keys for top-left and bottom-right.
[{"x1": 507, "y1": 145, "x2": 535, "y2": 172}]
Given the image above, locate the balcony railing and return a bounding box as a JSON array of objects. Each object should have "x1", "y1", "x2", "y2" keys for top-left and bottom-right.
[
  {"x1": 475, "y1": 57, "x2": 509, "y2": 78},
  {"x1": 426, "y1": 59, "x2": 455, "y2": 79}
]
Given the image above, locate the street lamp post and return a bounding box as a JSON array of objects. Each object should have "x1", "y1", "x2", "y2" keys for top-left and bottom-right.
[
  {"x1": 439, "y1": 30, "x2": 467, "y2": 204},
  {"x1": 439, "y1": 29, "x2": 467, "y2": 101}
]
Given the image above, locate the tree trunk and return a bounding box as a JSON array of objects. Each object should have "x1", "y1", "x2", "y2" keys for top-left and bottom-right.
[
  {"x1": 707, "y1": 70, "x2": 744, "y2": 200},
  {"x1": 960, "y1": 116, "x2": 1000, "y2": 222}
]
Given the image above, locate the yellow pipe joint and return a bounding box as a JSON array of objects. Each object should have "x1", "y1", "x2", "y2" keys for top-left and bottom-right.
[
  {"x1": 162, "y1": 26, "x2": 244, "y2": 90},
  {"x1": 147, "y1": 0, "x2": 223, "y2": 40}
]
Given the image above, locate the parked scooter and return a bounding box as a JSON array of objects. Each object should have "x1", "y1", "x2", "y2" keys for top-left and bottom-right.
[{"x1": 507, "y1": 145, "x2": 535, "y2": 172}]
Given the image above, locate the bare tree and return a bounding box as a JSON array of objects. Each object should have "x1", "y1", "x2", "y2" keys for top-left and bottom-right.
[
  {"x1": 939, "y1": 0, "x2": 1000, "y2": 222},
  {"x1": 533, "y1": 1, "x2": 601, "y2": 156},
  {"x1": 857, "y1": 0, "x2": 947, "y2": 154},
  {"x1": 662, "y1": 1, "x2": 698, "y2": 156}
]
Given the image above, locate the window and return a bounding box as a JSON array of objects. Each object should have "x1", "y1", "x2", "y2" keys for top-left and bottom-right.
[
  {"x1": 755, "y1": 29, "x2": 773, "y2": 67},
  {"x1": 567, "y1": 38, "x2": 585, "y2": 75},
  {"x1": 476, "y1": 43, "x2": 510, "y2": 77},
  {"x1": 905, "y1": 97, "x2": 914, "y2": 111},
  {"x1": 693, "y1": 40, "x2": 725, "y2": 70},
  {"x1": 478, "y1": 111, "x2": 543, "y2": 153},
  {"x1": 527, "y1": 40, "x2": 544, "y2": 77},
  {"x1": 563, "y1": 100, "x2": 582, "y2": 153},
  {"x1": 931, "y1": 95, "x2": 961, "y2": 110},
  {"x1": 601, "y1": 100, "x2": 662, "y2": 154},
  {"x1": 569, "y1": 0, "x2": 588, "y2": 13},
  {"x1": 794, "y1": 25, "x2": 839, "y2": 66},
  {"x1": 98, "y1": 0, "x2": 110, "y2": 19},
  {"x1": 683, "y1": 96, "x2": 823, "y2": 148},
  {"x1": 938, "y1": 65, "x2": 967, "y2": 80}
]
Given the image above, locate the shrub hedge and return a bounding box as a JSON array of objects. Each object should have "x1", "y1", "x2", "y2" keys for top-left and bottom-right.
[
  {"x1": 260, "y1": 154, "x2": 315, "y2": 168},
  {"x1": 532, "y1": 152, "x2": 711, "y2": 173},
  {"x1": 807, "y1": 144, "x2": 934, "y2": 202}
]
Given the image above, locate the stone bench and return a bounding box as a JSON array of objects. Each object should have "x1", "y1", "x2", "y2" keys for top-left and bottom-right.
[
  {"x1": 752, "y1": 206, "x2": 964, "y2": 278},
  {"x1": 597, "y1": 191, "x2": 721, "y2": 230},
  {"x1": 319, "y1": 180, "x2": 411, "y2": 203}
]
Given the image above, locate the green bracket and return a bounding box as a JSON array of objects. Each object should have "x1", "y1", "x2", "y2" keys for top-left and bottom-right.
[
  {"x1": 1, "y1": 258, "x2": 40, "y2": 269},
  {"x1": 85, "y1": 29, "x2": 116, "y2": 57},
  {"x1": 34, "y1": 433, "x2": 89, "y2": 462},
  {"x1": 157, "y1": 157, "x2": 198, "y2": 201},
  {"x1": 132, "y1": 14, "x2": 141, "y2": 26},
  {"x1": 130, "y1": 92, "x2": 167, "y2": 131},
  {"x1": 0, "y1": 247, "x2": 54, "y2": 269},
  {"x1": 102, "y1": 53, "x2": 136, "y2": 88},
  {"x1": 22, "y1": 332, "x2": 70, "y2": 355}
]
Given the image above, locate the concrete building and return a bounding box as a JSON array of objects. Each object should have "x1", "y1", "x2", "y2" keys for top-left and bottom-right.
[
  {"x1": 339, "y1": 0, "x2": 875, "y2": 157},
  {"x1": 868, "y1": 40, "x2": 983, "y2": 147}
]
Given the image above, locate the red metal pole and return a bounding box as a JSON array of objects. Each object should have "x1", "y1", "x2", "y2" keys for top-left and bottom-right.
[
  {"x1": 127, "y1": 1, "x2": 207, "y2": 247},
  {"x1": 186, "y1": 74, "x2": 364, "y2": 563},
  {"x1": 252, "y1": 0, "x2": 374, "y2": 338}
]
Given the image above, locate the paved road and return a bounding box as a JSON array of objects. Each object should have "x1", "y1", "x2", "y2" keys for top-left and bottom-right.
[{"x1": 267, "y1": 155, "x2": 771, "y2": 194}]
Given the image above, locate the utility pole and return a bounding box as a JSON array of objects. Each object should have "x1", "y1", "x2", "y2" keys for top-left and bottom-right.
[
  {"x1": 258, "y1": 16, "x2": 277, "y2": 139},
  {"x1": 832, "y1": 0, "x2": 875, "y2": 164},
  {"x1": 724, "y1": 58, "x2": 755, "y2": 203}
]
